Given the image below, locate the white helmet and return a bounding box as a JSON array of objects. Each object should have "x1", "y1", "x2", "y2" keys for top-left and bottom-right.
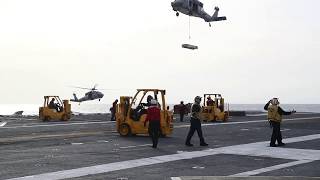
[
  {"x1": 271, "y1": 98, "x2": 279, "y2": 105},
  {"x1": 150, "y1": 99, "x2": 158, "y2": 105},
  {"x1": 194, "y1": 96, "x2": 202, "y2": 104}
]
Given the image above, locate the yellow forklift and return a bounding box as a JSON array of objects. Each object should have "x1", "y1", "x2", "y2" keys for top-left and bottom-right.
[
  {"x1": 200, "y1": 93, "x2": 229, "y2": 122},
  {"x1": 39, "y1": 96, "x2": 71, "y2": 121},
  {"x1": 115, "y1": 89, "x2": 173, "y2": 136}
]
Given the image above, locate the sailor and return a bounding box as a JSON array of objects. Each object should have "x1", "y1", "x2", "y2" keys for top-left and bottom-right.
[
  {"x1": 145, "y1": 95, "x2": 154, "y2": 107},
  {"x1": 144, "y1": 99, "x2": 161, "y2": 148},
  {"x1": 264, "y1": 98, "x2": 296, "y2": 147},
  {"x1": 179, "y1": 101, "x2": 187, "y2": 122},
  {"x1": 206, "y1": 96, "x2": 214, "y2": 106},
  {"x1": 48, "y1": 98, "x2": 61, "y2": 112},
  {"x1": 48, "y1": 98, "x2": 56, "y2": 109},
  {"x1": 185, "y1": 96, "x2": 208, "y2": 147},
  {"x1": 110, "y1": 99, "x2": 118, "y2": 121}
]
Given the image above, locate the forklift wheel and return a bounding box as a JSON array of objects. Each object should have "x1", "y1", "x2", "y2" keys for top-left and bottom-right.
[
  {"x1": 119, "y1": 124, "x2": 131, "y2": 136},
  {"x1": 223, "y1": 115, "x2": 228, "y2": 122},
  {"x1": 160, "y1": 131, "x2": 166, "y2": 138},
  {"x1": 61, "y1": 114, "x2": 68, "y2": 121},
  {"x1": 212, "y1": 116, "x2": 217, "y2": 122},
  {"x1": 43, "y1": 116, "x2": 50, "y2": 122}
]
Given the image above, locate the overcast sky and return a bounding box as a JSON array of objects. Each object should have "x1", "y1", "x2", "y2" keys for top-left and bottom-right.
[{"x1": 0, "y1": 0, "x2": 319, "y2": 104}]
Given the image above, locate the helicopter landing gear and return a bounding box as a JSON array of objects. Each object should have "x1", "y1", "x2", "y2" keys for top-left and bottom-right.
[{"x1": 176, "y1": 12, "x2": 179, "y2": 16}]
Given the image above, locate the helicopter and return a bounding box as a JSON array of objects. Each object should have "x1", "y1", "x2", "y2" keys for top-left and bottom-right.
[
  {"x1": 70, "y1": 84, "x2": 104, "y2": 103},
  {"x1": 171, "y1": 0, "x2": 227, "y2": 27}
]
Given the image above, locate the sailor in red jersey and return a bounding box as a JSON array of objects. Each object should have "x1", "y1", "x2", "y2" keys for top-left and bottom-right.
[{"x1": 144, "y1": 99, "x2": 161, "y2": 148}]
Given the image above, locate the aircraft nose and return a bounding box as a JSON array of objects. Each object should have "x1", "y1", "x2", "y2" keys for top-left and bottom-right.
[{"x1": 171, "y1": 1, "x2": 179, "y2": 8}]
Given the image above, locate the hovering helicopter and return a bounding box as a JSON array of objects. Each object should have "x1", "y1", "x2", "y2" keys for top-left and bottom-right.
[
  {"x1": 70, "y1": 84, "x2": 104, "y2": 103},
  {"x1": 171, "y1": 0, "x2": 227, "y2": 27}
]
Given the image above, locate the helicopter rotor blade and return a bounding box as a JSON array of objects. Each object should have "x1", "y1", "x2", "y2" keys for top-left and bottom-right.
[
  {"x1": 97, "y1": 88, "x2": 122, "y2": 91},
  {"x1": 68, "y1": 86, "x2": 92, "y2": 90},
  {"x1": 68, "y1": 85, "x2": 128, "y2": 91}
]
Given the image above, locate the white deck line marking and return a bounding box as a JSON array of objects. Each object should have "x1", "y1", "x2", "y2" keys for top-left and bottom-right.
[
  {"x1": 119, "y1": 144, "x2": 152, "y2": 149},
  {"x1": 71, "y1": 143, "x2": 84, "y2": 145},
  {"x1": 2, "y1": 116, "x2": 319, "y2": 129},
  {"x1": 7, "y1": 134, "x2": 320, "y2": 180},
  {"x1": 218, "y1": 135, "x2": 320, "y2": 161},
  {"x1": 246, "y1": 113, "x2": 267, "y2": 117},
  {"x1": 171, "y1": 177, "x2": 182, "y2": 180},
  {"x1": 7, "y1": 151, "x2": 222, "y2": 180},
  {"x1": 1, "y1": 121, "x2": 114, "y2": 129},
  {"x1": 230, "y1": 160, "x2": 314, "y2": 177},
  {"x1": 3, "y1": 117, "x2": 37, "y2": 121},
  {"x1": 175, "y1": 116, "x2": 320, "y2": 128}
]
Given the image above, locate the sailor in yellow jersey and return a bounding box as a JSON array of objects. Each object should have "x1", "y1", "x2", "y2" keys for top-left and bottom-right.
[
  {"x1": 185, "y1": 96, "x2": 208, "y2": 147},
  {"x1": 264, "y1": 98, "x2": 296, "y2": 147}
]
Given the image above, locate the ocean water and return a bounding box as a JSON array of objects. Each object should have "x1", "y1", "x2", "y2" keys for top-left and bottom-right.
[
  {"x1": 0, "y1": 103, "x2": 111, "y2": 116},
  {"x1": 228, "y1": 104, "x2": 320, "y2": 113},
  {"x1": 0, "y1": 104, "x2": 319, "y2": 116}
]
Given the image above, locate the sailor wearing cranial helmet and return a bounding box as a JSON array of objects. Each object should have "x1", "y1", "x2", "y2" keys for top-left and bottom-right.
[{"x1": 264, "y1": 98, "x2": 296, "y2": 147}]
